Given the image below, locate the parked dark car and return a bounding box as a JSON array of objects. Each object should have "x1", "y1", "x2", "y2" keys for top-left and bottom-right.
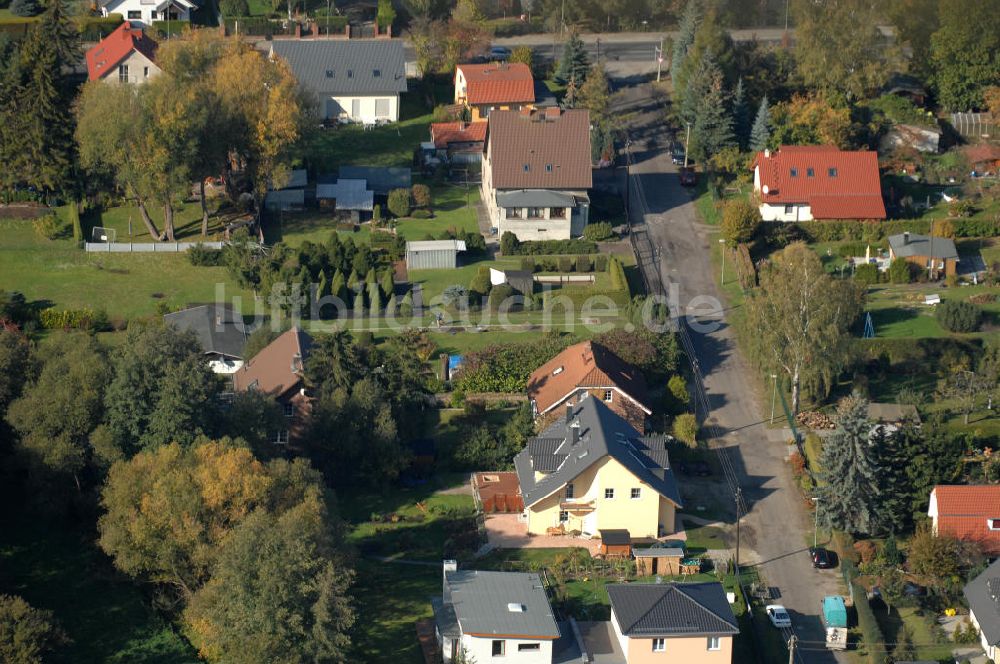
[
  {"x1": 679, "y1": 167, "x2": 697, "y2": 186},
  {"x1": 811, "y1": 547, "x2": 836, "y2": 569},
  {"x1": 489, "y1": 46, "x2": 512, "y2": 61},
  {"x1": 677, "y1": 460, "x2": 711, "y2": 476},
  {"x1": 671, "y1": 149, "x2": 686, "y2": 165}
]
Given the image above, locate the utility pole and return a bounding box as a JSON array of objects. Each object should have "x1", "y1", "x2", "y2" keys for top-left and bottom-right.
[
  {"x1": 787, "y1": 635, "x2": 798, "y2": 664},
  {"x1": 718, "y1": 238, "x2": 726, "y2": 284},
  {"x1": 734, "y1": 487, "x2": 742, "y2": 572},
  {"x1": 655, "y1": 37, "x2": 664, "y2": 82},
  {"x1": 769, "y1": 374, "x2": 778, "y2": 424},
  {"x1": 811, "y1": 497, "x2": 820, "y2": 549},
  {"x1": 683, "y1": 122, "x2": 691, "y2": 168}
]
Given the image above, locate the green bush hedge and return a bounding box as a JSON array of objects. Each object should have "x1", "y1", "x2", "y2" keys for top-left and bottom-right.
[
  {"x1": 936, "y1": 299, "x2": 982, "y2": 332},
  {"x1": 583, "y1": 221, "x2": 614, "y2": 242},
  {"x1": 780, "y1": 217, "x2": 1000, "y2": 243},
  {"x1": 151, "y1": 19, "x2": 189, "y2": 37},
  {"x1": 39, "y1": 307, "x2": 109, "y2": 331},
  {"x1": 507, "y1": 238, "x2": 599, "y2": 255}
]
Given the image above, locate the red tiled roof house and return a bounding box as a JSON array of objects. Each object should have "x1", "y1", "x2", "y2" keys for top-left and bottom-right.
[
  {"x1": 232, "y1": 327, "x2": 313, "y2": 446},
  {"x1": 454, "y1": 62, "x2": 536, "y2": 121},
  {"x1": 482, "y1": 108, "x2": 593, "y2": 241},
  {"x1": 527, "y1": 340, "x2": 652, "y2": 432},
  {"x1": 752, "y1": 145, "x2": 886, "y2": 222},
  {"x1": 928, "y1": 485, "x2": 1000, "y2": 555},
  {"x1": 429, "y1": 121, "x2": 487, "y2": 164},
  {"x1": 85, "y1": 22, "x2": 160, "y2": 84}
]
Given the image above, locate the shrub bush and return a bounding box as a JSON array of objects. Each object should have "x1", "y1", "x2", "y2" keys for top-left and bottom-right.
[
  {"x1": 10, "y1": 0, "x2": 41, "y2": 16},
  {"x1": 187, "y1": 243, "x2": 223, "y2": 266},
  {"x1": 372, "y1": 204, "x2": 381, "y2": 222},
  {"x1": 887, "y1": 258, "x2": 912, "y2": 284},
  {"x1": 387, "y1": 188, "x2": 411, "y2": 218},
  {"x1": 411, "y1": 209, "x2": 433, "y2": 219},
  {"x1": 720, "y1": 198, "x2": 761, "y2": 246},
  {"x1": 500, "y1": 231, "x2": 519, "y2": 255},
  {"x1": 32, "y1": 214, "x2": 60, "y2": 240},
  {"x1": 519, "y1": 257, "x2": 535, "y2": 272},
  {"x1": 672, "y1": 413, "x2": 699, "y2": 448},
  {"x1": 468, "y1": 265, "x2": 491, "y2": 301},
  {"x1": 575, "y1": 255, "x2": 591, "y2": 272},
  {"x1": 219, "y1": 0, "x2": 249, "y2": 16},
  {"x1": 936, "y1": 300, "x2": 982, "y2": 332},
  {"x1": 853, "y1": 263, "x2": 879, "y2": 286},
  {"x1": 411, "y1": 184, "x2": 432, "y2": 208},
  {"x1": 593, "y1": 254, "x2": 609, "y2": 271},
  {"x1": 557, "y1": 256, "x2": 574, "y2": 272},
  {"x1": 453, "y1": 335, "x2": 574, "y2": 393},
  {"x1": 39, "y1": 307, "x2": 109, "y2": 331},
  {"x1": 488, "y1": 283, "x2": 515, "y2": 311},
  {"x1": 582, "y1": 221, "x2": 614, "y2": 242}
]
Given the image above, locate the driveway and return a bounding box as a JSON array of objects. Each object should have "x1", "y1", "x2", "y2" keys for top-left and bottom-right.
[{"x1": 616, "y1": 82, "x2": 845, "y2": 663}]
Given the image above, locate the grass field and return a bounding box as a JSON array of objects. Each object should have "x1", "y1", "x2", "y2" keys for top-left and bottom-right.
[
  {"x1": 0, "y1": 514, "x2": 197, "y2": 663},
  {"x1": 343, "y1": 478, "x2": 475, "y2": 664},
  {"x1": 298, "y1": 81, "x2": 452, "y2": 173},
  {"x1": 85, "y1": 200, "x2": 227, "y2": 243},
  {"x1": 865, "y1": 283, "x2": 1000, "y2": 339},
  {"x1": 0, "y1": 219, "x2": 254, "y2": 320}
]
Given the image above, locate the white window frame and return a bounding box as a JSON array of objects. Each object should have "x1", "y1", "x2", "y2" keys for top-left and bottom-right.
[
  {"x1": 652, "y1": 638, "x2": 666, "y2": 652},
  {"x1": 559, "y1": 510, "x2": 569, "y2": 524},
  {"x1": 118, "y1": 64, "x2": 129, "y2": 82},
  {"x1": 517, "y1": 643, "x2": 540, "y2": 652},
  {"x1": 707, "y1": 636, "x2": 721, "y2": 650},
  {"x1": 565, "y1": 483, "x2": 574, "y2": 499},
  {"x1": 603, "y1": 389, "x2": 613, "y2": 402},
  {"x1": 604, "y1": 488, "x2": 614, "y2": 500},
  {"x1": 631, "y1": 488, "x2": 641, "y2": 499},
  {"x1": 273, "y1": 430, "x2": 289, "y2": 445},
  {"x1": 988, "y1": 519, "x2": 1000, "y2": 531},
  {"x1": 491, "y1": 639, "x2": 505, "y2": 656}
]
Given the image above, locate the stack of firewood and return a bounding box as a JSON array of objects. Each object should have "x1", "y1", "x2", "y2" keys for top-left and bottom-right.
[{"x1": 796, "y1": 411, "x2": 835, "y2": 430}]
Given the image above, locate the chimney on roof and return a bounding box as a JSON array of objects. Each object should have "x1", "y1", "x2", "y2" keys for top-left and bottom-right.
[
  {"x1": 903, "y1": 231, "x2": 910, "y2": 245},
  {"x1": 570, "y1": 421, "x2": 580, "y2": 446},
  {"x1": 545, "y1": 107, "x2": 561, "y2": 120},
  {"x1": 764, "y1": 148, "x2": 771, "y2": 158},
  {"x1": 565, "y1": 403, "x2": 574, "y2": 425}
]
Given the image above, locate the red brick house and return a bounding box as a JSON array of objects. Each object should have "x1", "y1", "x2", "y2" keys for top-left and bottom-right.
[
  {"x1": 527, "y1": 341, "x2": 652, "y2": 432},
  {"x1": 752, "y1": 145, "x2": 886, "y2": 222},
  {"x1": 232, "y1": 326, "x2": 313, "y2": 445},
  {"x1": 928, "y1": 485, "x2": 1000, "y2": 555}
]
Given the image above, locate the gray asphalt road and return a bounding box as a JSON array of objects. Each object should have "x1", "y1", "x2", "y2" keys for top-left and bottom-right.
[{"x1": 615, "y1": 82, "x2": 847, "y2": 663}]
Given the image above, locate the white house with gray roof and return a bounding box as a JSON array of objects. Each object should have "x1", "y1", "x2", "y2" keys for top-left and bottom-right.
[
  {"x1": 433, "y1": 562, "x2": 562, "y2": 664},
  {"x1": 269, "y1": 40, "x2": 407, "y2": 124},
  {"x1": 964, "y1": 557, "x2": 1000, "y2": 662}
]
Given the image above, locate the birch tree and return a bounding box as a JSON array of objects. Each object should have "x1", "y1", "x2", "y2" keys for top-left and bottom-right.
[{"x1": 744, "y1": 242, "x2": 863, "y2": 413}]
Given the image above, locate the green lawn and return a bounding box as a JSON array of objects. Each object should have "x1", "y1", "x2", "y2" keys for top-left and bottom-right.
[
  {"x1": 865, "y1": 283, "x2": 1000, "y2": 339},
  {"x1": 0, "y1": 219, "x2": 254, "y2": 320},
  {"x1": 298, "y1": 82, "x2": 452, "y2": 173},
  {"x1": 85, "y1": 201, "x2": 228, "y2": 243},
  {"x1": 342, "y1": 478, "x2": 476, "y2": 663},
  {"x1": 0, "y1": 514, "x2": 197, "y2": 663},
  {"x1": 874, "y1": 605, "x2": 954, "y2": 661},
  {"x1": 394, "y1": 185, "x2": 481, "y2": 241}
]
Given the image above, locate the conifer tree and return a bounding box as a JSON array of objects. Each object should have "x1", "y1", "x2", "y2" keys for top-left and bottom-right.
[
  {"x1": 400, "y1": 291, "x2": 414, "y2": 318},
  {"x1": 731, "y1": 77, "x2": 749, "y2": 149},
  {"x1": 367, "y1": 279, "x2": 381, "y2": 314},
  {"x1": 749, "y1": 95, "x2": 771, "y2": 152},
  {"x1": 555, "y1": 31, "x2": 589, "y2": 86},
  {"x1": 816, "y1": 393, "x2": 883, "y2": 535},
  {"x1": 353, "y1": 289, "x2": 365, "y2": 314},
  {"x1": 670, "y1": 0, "x2": 701, "y2": 84},
  {"x1": 347, "y1": 269, "x2": 360, "y2": 293},
  {"x1": 386, "y1": 292, "x2": 398, "y2": 316},
  {"x1": 379, "y1": 269, "x2": 395, "y2": 301},
  {"x1": 873, "y1": 424, "x2": 913, "y2": 533},
  {"x1": 690, "y1": 55, "x2": 733, "y2": 163},
  {"x1": 330, "y1": 270, "x2": 346, "y2": 303}
]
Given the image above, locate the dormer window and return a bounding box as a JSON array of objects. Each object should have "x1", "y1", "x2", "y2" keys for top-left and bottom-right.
[
  {"x1": 545, "y1": 164, "x2": 553, "y2": 172},
  {"x1": 552, "y1": 366, "x2": 563, "y2": 375},
  {"x1": 828, "y1": 167, "x2": 838, "y2": 177},
  {"x1": 789, "y1": 168, "x2": 798, "y2": 177},
  {"x1": 325, "y1": 69, "x2": 334, "y2": 78},
  {"x1": 806, "y1": 167, "x2": 815, "y2": 177},
  {"x1": 989, "y1": 519, "x2": 1000, "y2": 531},
  {"x1": 523, "y1": 164, "x2": 530, "y2": 172}
]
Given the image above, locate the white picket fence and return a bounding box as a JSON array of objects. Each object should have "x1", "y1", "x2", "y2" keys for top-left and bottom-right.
[{"x1": 84, "y1": 241, "x2": 225, "y2": 253}]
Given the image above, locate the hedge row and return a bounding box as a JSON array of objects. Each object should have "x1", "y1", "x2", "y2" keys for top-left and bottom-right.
[
  {"x1": 39, "y1": 307, "x2": 109, "y2": 331},
  {"x1": 774, "y1": 217, "x2": 1000, "y2": 243},
  {"x1": 0, "y1": 14, "x2": 122, "y2": 38},
  {"x1": 608, "y1": 256, "x2": 631, "y2": 299},
  {"x1": 222, "y1": 16, "x2": 294, "y2": 35}
]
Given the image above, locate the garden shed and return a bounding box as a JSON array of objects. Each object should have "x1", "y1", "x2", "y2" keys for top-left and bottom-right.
[
  {"x1": 634, "y1": 544, "x2": 685, "y2": 576},
  {"x1": 598, "y1": 529, "x2": 632, "y2": 558},
  {"x1": 405, "y1": 240, "x2": 466, "y2": 270}
]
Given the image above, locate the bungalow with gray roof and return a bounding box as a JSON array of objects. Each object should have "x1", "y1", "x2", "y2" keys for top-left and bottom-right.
[{"x1": 269, "y1": 40, "x2": 407, "y2": 124}]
